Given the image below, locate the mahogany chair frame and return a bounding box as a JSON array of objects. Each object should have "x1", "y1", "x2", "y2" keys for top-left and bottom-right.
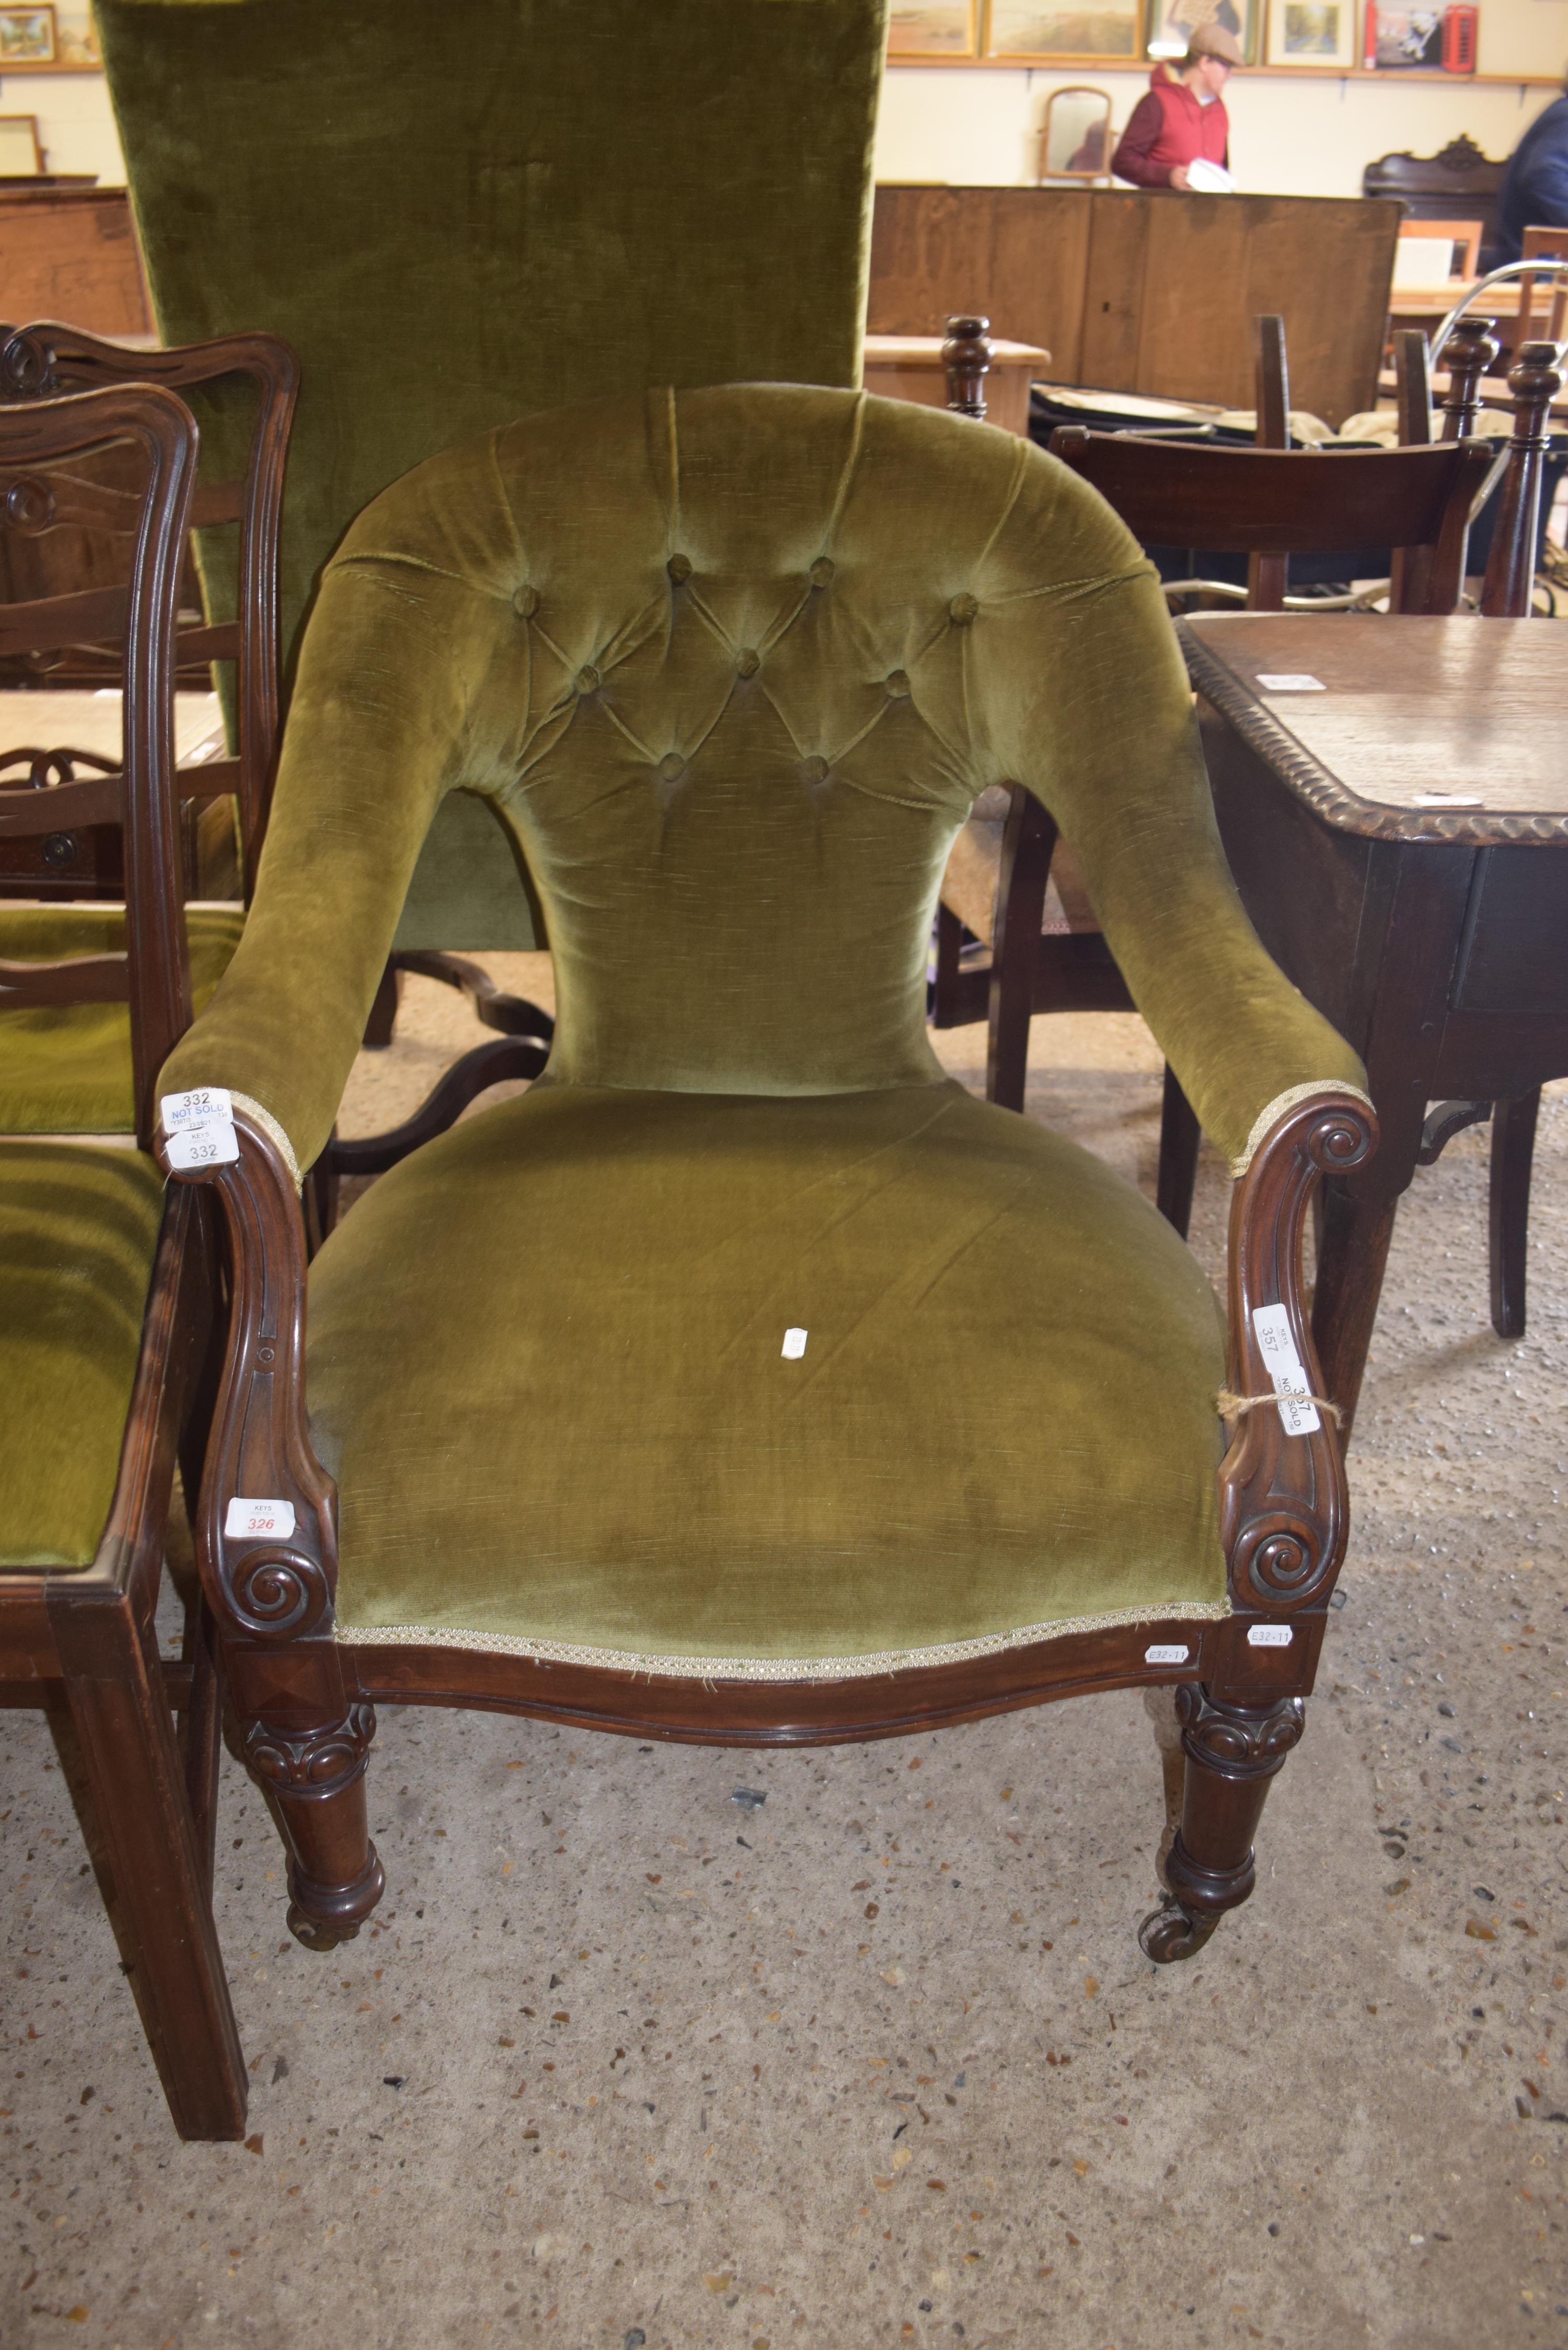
[
  {"x1": 0, "y1": 383, "x2": 245, "y2": 2139},
  {"x1": 167, "y1": 1064, "x2": 1376, "y2": 1978},
  {"x1": 0, "y1": 319, "x2": 300, "y2": 899}
]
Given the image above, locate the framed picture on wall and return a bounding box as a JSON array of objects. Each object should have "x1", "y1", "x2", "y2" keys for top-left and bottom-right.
[
  {"x1": 0, "y1": 6, "x2": 55, "y2": 66},
  {"x1": 887, "y1": 0, "x2": 981, "y2": 55},
  {"x1": 1369, "y1": 3, "x2": 1474, "y2": 72},
  {"x1": 986, "y1": 0, "x2": 1143, "y2": 61},
  {"x1": 1145, "y1": 0, "x2": 1261, "y2": 64},
  {"x1": 1265, "y1": 0, "x2": 1355, "y2": 65}
]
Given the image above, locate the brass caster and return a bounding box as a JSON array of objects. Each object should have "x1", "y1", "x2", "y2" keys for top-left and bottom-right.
[
  {"x1": 286, "y1": 1900, "x2": 358, "y2": 1953},
  {"x1": 1138, "y1": 1898, "x2": 1220, "y2": 1964}
]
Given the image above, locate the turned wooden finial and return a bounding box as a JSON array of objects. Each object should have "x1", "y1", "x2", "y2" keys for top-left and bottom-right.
[
  {"x1": 1479, "y1": 339, "x2": 1566, "y2": 619},
  {"x1": 1439, "y1": 314, "x2": 1500, "y2": 445},
  {"x1": 942, "y1": 314, "x2": 991, "y2": 421}
]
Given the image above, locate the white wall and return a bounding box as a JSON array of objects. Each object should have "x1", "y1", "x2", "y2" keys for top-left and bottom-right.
[
  {"x1": 0, "y1": 68, "x2": 123, "y2": 180},
  {"x1": 875, "y1": 64, "x2": 1560, "y2": 198},
  {"x1": 8, "y1": 29, "x2": 1563, "y2": 207}
]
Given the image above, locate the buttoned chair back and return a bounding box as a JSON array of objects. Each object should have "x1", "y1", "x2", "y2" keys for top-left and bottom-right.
[{"x1": 171, "y1": 387, "x2": 1361, "y2": 1177}]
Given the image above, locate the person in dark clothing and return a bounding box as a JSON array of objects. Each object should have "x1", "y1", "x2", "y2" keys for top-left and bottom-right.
[
  {"x1": 1496, "y1": 83, "x2": 1568, "y2": 264},
  {"x1": 1112, "y1": 21, "x2": 1242, "y2": 192}
]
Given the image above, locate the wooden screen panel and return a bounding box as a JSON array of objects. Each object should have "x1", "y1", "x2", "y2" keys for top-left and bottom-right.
[
  {"x1": 1132, "y1": 195, "x2": 1400, "y2": 425},
  {"x1": 869, "y1": 186, "x2": 1092, "y2": 382},
  {"x1": 0, "y1": 190, "x2": 152, "y2": 338},
  {"x1": 869, "y1": 187, "x2": 1402, "y2": 430}
]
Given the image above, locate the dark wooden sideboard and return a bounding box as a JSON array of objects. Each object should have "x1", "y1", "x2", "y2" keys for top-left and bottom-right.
[{"x1": 869, "y1": 185, "x2": 1403, "y2": 430}]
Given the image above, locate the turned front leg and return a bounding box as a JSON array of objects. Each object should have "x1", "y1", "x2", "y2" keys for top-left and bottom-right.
[
  {"x1": 244, "y1": 1703, "x2": 385, "y2": 1951},
  {"x1": 1142, "y1": 1686, "x2": 1304, "y2": 1962}
]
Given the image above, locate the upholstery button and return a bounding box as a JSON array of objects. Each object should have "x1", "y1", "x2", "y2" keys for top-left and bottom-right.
[
  {"x1": 667, "y1": 552, "x2": 693, "y2": 583},
  {"x1": 511, "y1": 584, "x2": 538, "y2": 619},
  {"x1": 657, "y1": 752, "x2": 685, "y2": 782},
  {"x1": 802, "y1": 755, "x2": 829, "y2": 785},
  {"x1": 735, "y1": 648, "x2": 760, "y2": 678},
  {"x1": 809, "y1": 556, "x2": 835, "y2": 588},
  {"x1": 948, "y1": 592, "x2": 978, "y2": 625},
  {"x1": 885, "y1": 669, "x2": 910, "y2": 698},
  {"x1": 575, "y1": 664, "x2": 601, "y2": 694}
]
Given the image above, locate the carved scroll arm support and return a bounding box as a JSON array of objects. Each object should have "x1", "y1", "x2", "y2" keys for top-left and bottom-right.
[
  {"x1": 1218, "y1": 1090, "x2": 1379, "y2": 1617},
  {"x1": 158, "y1": 1105, "x2": 342, "y2": 1681}
]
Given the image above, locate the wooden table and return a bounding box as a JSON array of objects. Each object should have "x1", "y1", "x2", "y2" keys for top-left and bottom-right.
[
  {"x1": 1179, "y1": 613, "x2": 1568, "y2": 1428},
  {"x1": 862, "y1": 334, "x2": 1051, "y2": 438}
]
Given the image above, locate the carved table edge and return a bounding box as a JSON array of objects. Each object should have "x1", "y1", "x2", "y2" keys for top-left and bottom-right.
[{"x1": 1178, "y1": 621, "x2": 1568, "y2": 848}]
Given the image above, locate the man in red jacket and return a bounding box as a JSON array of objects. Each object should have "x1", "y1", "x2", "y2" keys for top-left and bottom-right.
[{"x1": 1112, "y1": 22, "x2": 1243, "y2": 191}]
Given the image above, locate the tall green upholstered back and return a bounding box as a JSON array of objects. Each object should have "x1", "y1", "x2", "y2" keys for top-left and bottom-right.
[
  {"x1": 159, "y1": 387, "x2": 1365, "y2": 1173},
  {"x1": 96, "y1": 0, "x2": 888, "y2": 948}
]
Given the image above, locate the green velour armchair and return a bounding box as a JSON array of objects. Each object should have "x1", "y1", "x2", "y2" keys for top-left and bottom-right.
[{"x1": 156, "y1": 388, "x2": 1375, "y2": 2011}]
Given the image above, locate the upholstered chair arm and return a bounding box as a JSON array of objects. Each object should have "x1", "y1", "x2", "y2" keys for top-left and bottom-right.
[
  {"x1": 157, "y1": 554, "x2": 508, "y2": 1174},
  {"x1": 1216, "y1": 1087, "x2": 1378, "y2": 1623},
  {"x1": 976, "y1": 502, "x2": 1368, "y2": 1169}
]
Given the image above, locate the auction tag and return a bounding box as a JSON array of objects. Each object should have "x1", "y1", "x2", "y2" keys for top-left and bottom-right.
[
  {"x1": 1255, "y1": 673, "x2": 1324, "y2": 692},
  {"x1": 161, "y1": 1086, "x2": 239, "y2": 1172},
  {"x1": 1251, "y1": 1303, "x2": 1321, "y2": 1436},
  {"x1": 781, "y1": 1328, "x2": 808, "y2": 1360},
  {"x1": 161, "y1": 1086, "x2": 233, "y2": 1132},
  {"x1": 224, "y1": 1496, "x2": 296, "y2": 1542},
  {"x1": 165, "y1": 1122, "x2": 239, "y2": 1171},
  {"x1": 1144, "y1": 1643, "x2": 1190, "y2": 1666},
  {"x1": 1247, "y1": 1623, "x2": 1293, "y2": 1648}
]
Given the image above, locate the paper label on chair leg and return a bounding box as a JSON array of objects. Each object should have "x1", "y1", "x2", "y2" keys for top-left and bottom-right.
[
  {"x1": 781, "y1": 1328, "x2": 808, "y2": 1360},
  {"x1": 1250, "y1": 1304, "x2": 1321, "y2": 1435},
  {"x1": 224, "y1": 1496, "x2": 296, "y2": 1542},
  {"x1": 1144, "y1": 1643, "x2": 1190, "y2": 1665},
  {"x1": 1247, "y1": 1623, "x2": 1293, "y2": 1648},
  {"x1": 161, "y1": 1086, "x2": 233, "y2": 1132}
]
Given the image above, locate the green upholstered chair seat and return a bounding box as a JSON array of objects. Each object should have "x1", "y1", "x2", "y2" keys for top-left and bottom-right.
[
  {"x1": 313, "y1": 1079, "x2": 1230, "y2": 1677},
  {"x1": 0, "y1": 905, "x2": 244, "y2": 1134},
  {"x1": 0, "y1": 1142, "x2": 166, "y2": 1570}
]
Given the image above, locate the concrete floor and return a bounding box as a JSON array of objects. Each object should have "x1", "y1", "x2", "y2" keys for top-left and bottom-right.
[{"x1": 3, "y1": 959, "x2": 1564, "y2": 2349}]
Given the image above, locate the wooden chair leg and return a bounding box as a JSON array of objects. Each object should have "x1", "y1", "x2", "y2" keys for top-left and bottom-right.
[
  {"x1": 241, "y1": 1700, "x2": 384, "y2": 1951},
  {"x1": 1156, "y1": 1063, "x2": 1201, "y2": 1237},
  {"x1": 985, "y1": 787, "x2": 1056, "y2": 1114},
  {"x1": 931, "y1": 900, "x2": 964, "y2": 1027},
  {"x1": 1309, "y1": 1181, "x2": 1401, "y2": 1445},
  {"x1": 181, "y1": 1597, "x2": 225, "y2": 1899},
  {"x1": 361, "y1": 961, "x2": 401, "y2": 1050},
  {"x1": 1489, "y1": 1089, "x2": 1539, "y2": 1340},
  {"x1": 53, "y1": 1605, "x2": 247, "y2": 2140},
  {"x1": 1139, "y1": 1685, "x2": 1305, "y2": 1962}
]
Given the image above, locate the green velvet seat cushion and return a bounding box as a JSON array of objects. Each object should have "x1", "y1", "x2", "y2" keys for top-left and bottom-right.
[
  {"x1": 0, "y1": 1142, "x2": 165, "y2": 1571},
  {"x1": 314, "y1": 1079, "x2": 1230, "y2": 1676},
  {"x1": 0, "y1": 904, "x2": 243, "y2": 1134}
]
